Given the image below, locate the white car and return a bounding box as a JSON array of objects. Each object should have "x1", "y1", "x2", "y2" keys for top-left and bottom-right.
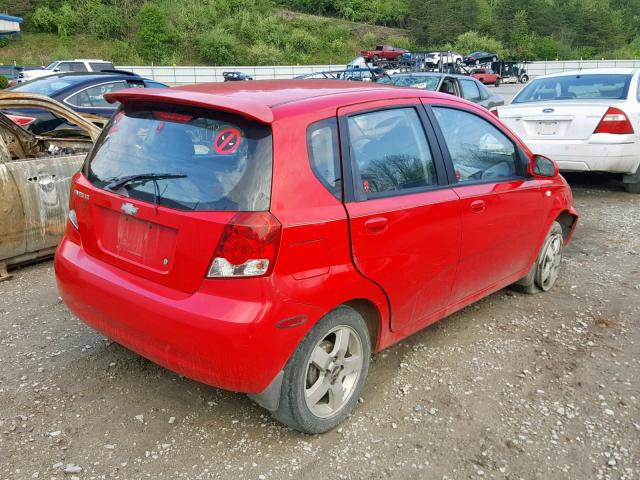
[
  {"x1": 426, "y1": 51, "x2": 463, "y2": 66},
  {"x1": 15, "y1": 59, "x2": 115, "y2": 84},
  {"x1": 493, "y1": 68, "x2": 640, "y2": 193}
]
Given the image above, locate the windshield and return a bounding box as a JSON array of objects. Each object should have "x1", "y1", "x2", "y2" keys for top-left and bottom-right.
[
  {"x1": 378, "y1": 75, "x2": 440, "y2": 91},
  {"x1": 45, "y1": 62, "x2": 58, "y2": 70},
  {"x1": 11, "y1": 77, "x2": 77, "y2": 95},
  {"x1": 86, "y1": 104, "x2": 273, "y2": 211},
  {"x1": 513, "y1": 74, "x2": 632, "y2": 103}
]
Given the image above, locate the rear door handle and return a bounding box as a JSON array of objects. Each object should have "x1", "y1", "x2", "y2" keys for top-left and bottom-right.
[
  {"x1": 470, "y1": 200, "x2": 486, "y2": 213},
  {"x1": 364, "y1": 217, "x2": 388, "y2": 234}
]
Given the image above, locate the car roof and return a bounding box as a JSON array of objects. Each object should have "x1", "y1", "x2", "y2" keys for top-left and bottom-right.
[
  {"x1": 106, "y1": 79, "x2": 474, "y2": 124},
  {"x1": 536, "y1": 68, "x2": 639, "y2": 79},
  {"x1": 389, "y1": 72, "x2": 477, "y2": 80}
]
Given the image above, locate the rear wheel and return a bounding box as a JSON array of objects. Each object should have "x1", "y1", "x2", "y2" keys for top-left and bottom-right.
[
  {"x1": 272, "y1": 307, "x2": 371, "y2": 434},
  {"x1": 494, "y1": 78, "x2": 501, "y2": 87},
  {"x1": 512, "y1": 221, "x2": 564, "y2": 294},
  {"x1": 520, "y1": 74, "x2": 529, "y2": 83}
]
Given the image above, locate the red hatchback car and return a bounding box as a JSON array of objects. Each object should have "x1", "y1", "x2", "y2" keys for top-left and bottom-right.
[{"x1": 55, "y1": 80, "x2": 578, "y2": 433}]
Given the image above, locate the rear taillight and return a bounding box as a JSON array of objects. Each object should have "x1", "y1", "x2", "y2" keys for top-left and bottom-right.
[
  {"x1": 7, "y1": 114, "x2": 36, "y2": 127},
  {"x1": 490, "y1": 107, "x2": 499, "y2": 118},
  {"x1": 207, "y1": 212, "x2": 281, "y2": 278},
  {"x1": 593, "y1": 107, "x2": 634, "y2": 135},
  {"x1": 67, "y1": 173, "x2": 80, "y2": 232}
]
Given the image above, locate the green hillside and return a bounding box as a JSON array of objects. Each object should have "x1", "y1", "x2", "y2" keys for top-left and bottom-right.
[{"x1": 2, "y1": 0, "x2": 640, "y2": 66}]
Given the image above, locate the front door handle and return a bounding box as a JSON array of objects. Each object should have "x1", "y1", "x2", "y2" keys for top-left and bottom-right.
[
  {"x1": 470, "y1": 199, "x2": 486, "y2": 213},
  {"x1": 364, "y1": 217, "x2": 388, "y2": 234}
]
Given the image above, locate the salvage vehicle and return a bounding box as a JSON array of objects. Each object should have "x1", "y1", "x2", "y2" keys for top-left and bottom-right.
[
  {"x1": 55, "y1": 80, "x2": 578, "y2": 433},
  {"x1": 378, "y1": 72, "x2": 504, "y2": 109},
  {"x1": 0, "y1": 91, "x2": 104, "y2": 279},
  {"x1": 361, "y1": 45, "x2": 407, "y2": 62},
  {"x1": 471, "y1": 68, "x2": 501, "y2": 86},
  {"x1": 15, "y1": 59, "x2": 115, "y2": 84},
  {"x1": 496, "y1": 61, "x2": 530, "y2": 84},
  {"x1": 464, "y1": 51, "x2": 499, "y2": 65},
  {"x1": 295, "y1": 68, "x2": 385, "y2": 82},
  {"x1": 425, "y1": 51, "x2": 464, "y2": 67},
  {"x1": 493, "y1": 69, "x2": 640, "y2": 193},
  {"x1": 6, "y1": 72, "x2": 167, "y2": 134}
]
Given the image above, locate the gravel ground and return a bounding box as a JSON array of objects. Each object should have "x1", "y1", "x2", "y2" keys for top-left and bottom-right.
[{"x1": 1, "y1": 175, "x2": 639, "y2": 480}]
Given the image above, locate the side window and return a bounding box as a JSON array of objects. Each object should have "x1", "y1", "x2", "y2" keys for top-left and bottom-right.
[
  {"x1": 67, "y1": 82, "x2": 127, "y2": 108},
  {"x1": 460, "y1": 79, "x2": 481, "y2": 102},
  {"x1": 61, "y1": 62, "x2": 87, "y2": 72},
  {"x1": 57, "y1": 62, "x2": 73, "y2": 72},
  {"x1": 307, "y1": 118, "x2": 341, "y2": 200},
  {"x1": 347, "y1": 107, "x2": 437, "y2": 197},
  {"x1": 433, "y1": 107, "x2": 519, "y2": 184}
]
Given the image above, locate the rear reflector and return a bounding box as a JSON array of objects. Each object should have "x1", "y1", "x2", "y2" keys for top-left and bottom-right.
[
  {"x1": 7, "y1": 114, "x2": 36, "y2": 126},
  {"x1": 489, "y1": 107, "x2": 499, "y2": 118},
  {"x1": 593, "y1": 107, "x2": 634, "y2": 135},
  {"x1": 207, "y1": 212, "x2": 281, "y2": 278}
]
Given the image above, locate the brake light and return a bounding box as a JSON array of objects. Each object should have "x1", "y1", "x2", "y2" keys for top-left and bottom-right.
[
  {"x1": 593, "y1": 107, "x2": 634, "y2": 134},
  {"x1": 207, "y1": 212, "x2": 281, "y2": 278},
  {"x1": 7, "y1": 114, "x2": 36, "y2": 126},
  {"x1": 153, "y1": 111, "x2": 193, "y2": 123},
  {"x1": 490, "y1": 107, "x2": 499, "y2": 118}
]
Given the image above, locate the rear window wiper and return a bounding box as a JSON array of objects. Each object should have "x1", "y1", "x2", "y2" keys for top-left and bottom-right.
[{"x1": 104, "y1": 172, "x2": 186, "y2": 191}]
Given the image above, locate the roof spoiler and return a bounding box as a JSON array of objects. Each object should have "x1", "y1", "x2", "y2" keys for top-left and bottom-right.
[{"x1": 105, "y1": 88, "x2": 274, "y2": 123}]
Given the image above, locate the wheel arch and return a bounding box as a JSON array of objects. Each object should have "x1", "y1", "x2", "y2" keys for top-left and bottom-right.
[
  {"x1": 555, "y1": 209, "x2": 578, "y2": 243},
  {"x1": 342, "y1": 298, "x2": 382, "y2": 352}
]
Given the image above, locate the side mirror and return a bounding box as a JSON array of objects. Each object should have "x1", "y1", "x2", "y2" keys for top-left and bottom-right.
[{"x1": 531, "y1": 155, "x2": 559, "y2": 177}]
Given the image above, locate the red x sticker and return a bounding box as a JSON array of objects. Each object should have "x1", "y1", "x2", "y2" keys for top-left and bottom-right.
[{"x1": 213, "y1": 128, "x2": 242, "y2": 154}]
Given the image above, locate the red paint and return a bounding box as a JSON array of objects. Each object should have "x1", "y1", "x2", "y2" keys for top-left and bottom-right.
[{"x1": 56, "y1": 81, "x2": 577, "y2": 395}]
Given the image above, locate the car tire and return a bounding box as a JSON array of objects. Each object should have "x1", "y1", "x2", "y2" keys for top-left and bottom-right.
[
  {"x1": 456, "y1": 58, "x2": 462, "y2": 64},
  {"x1": 624, "y1": 178, "x2": 640, "y2": 193},
  {"x1": 494, "y1": 79, "x2": 501, "y2": 87},
  {"x1": 511, "y1": 221, "x2": 564, "y2": 294},
  {"x1": 623, "y1": 164, "x2": 640, "y2": 193},
  {"x1": 520, "y1": 75, "x2": 529, "y2": 84},
  {"x1": 272, "y1": 306, "x2": 371, "y2": 434}
]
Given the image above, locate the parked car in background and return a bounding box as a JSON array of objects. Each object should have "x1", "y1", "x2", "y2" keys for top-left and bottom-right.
[
  {"x1": 14, "y1": 59, "x2": 115, "y2": 84},
  {"x1": 1, "y1": 66, "x2": 24, "y2": 83},
  {"x1": 378, "y1": 72, "x2": 504, "y2": 109},
  {"x1": 222, "y1": 71, "x2": 253, "y2": 81},
  {"x1": 6, "y1": 72, "x2": 167, "y2": 134},
  {"x1": 493, "y1": 69, "x2": 640, "y2": 193},
  {"x1": 55, "y1": 80, "x2": 577, "y2": 434},
  {"x1": 425, "y1": 51, "x2": 463, "y2": 66},
  {"x1": 464, "y1": 51, "x2": 499, "y2": 65},
  {"x1": 361, "y1": 45, "x2": 407, "y2": 62},
  {"x1": 0, "y1": 91, "x2": 105, "y2": 279},
  {"x1": 471, "y1": 68, "x2": 501, "y2": 86}
]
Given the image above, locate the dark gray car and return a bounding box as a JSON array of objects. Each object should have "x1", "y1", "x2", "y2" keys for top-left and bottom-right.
[{"x1": 378, "y1": 72, "x2": 504, "y2": 109}]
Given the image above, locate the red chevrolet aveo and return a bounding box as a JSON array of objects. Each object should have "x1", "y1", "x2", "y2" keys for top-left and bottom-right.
[{"x1": 55, "y1": 80, "x2": 578, "y2": 433}]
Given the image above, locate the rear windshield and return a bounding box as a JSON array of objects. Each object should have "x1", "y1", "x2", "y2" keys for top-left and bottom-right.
[
  {"x1": 513, "y1": 74, "x2": 632, "y2": 103},
  {"x1": 86, "y1": 104, "x2": 272, "y2": 211},
  {"x1": 12, "y1": 77, "x2": 77, "y2": 95},
  {"x1": 378, "y1": 75, "x2": 440, "y2": 91}
]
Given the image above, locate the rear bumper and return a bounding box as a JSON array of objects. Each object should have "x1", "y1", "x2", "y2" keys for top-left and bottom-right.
[
  {"x1": 54, "y1": 236, "x2": 320, "y2": 393},
  {"x1": 524, "y1": 138, "x2": 640, "y2": 174}
]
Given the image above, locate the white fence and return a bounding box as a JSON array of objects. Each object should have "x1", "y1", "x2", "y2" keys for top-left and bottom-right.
[
  {"x1": 118, "y1": 65, "x2": 344, "y2": 85},
  {"x1": 118, "y1": 60, "x2": 640, "y2": 85}
]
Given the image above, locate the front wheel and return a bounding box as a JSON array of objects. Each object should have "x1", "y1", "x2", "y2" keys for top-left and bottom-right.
[
  {"x1": 520, "y1": 74, "x2": 529, "y2": 83},
  {"x1": 512, "y1": 221, "x2": 564, "y2": 294},
  {"x1": 494, "y1": 78, "x2": 501, "y2": 87},
  {"x1": 272, "y1": 307, "x2": 371, "y2": 434}
]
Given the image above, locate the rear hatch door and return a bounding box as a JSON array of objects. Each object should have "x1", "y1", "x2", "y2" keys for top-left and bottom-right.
[{"x1": 75, "y1": 102, "x2": 273, "y2": 294}]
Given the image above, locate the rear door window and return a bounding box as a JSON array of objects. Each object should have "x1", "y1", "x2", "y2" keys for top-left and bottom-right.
[
  {"x1": 86, "y1": 105, "x2": 272, "y2": 211},
  {"x1": 347, "y1": 107, "x2": 437, "y2": 197},
  {"x1": 66, "y1": 81, "x2": 128, "y2": 108},
  {"x1": 460, "y1": 79, "x2": 482, "y2": 102}
]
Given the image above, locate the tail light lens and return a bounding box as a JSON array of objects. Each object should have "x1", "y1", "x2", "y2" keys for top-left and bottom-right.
[
  {"x1": 490, "y1": 107, "x2": 499, "y2": 118},
  {"x1": 207, "y1": 212, "x2": 281, "y2": 278},
  {"x1": 593, "y1": 107, "x2": 634, "y2": 135},
  {"x1": 7, "y1": 114, "x2": 36, "y2": 127}
]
